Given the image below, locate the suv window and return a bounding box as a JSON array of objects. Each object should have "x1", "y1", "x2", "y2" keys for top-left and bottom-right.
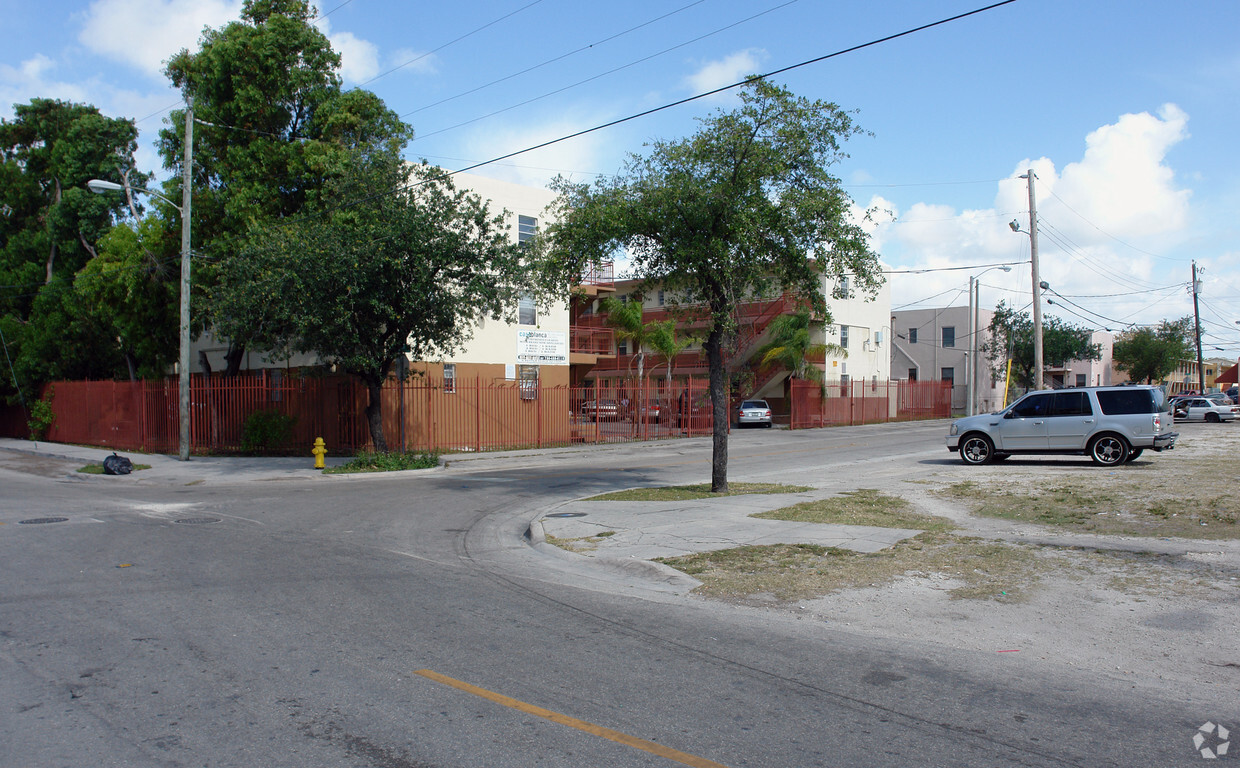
[
  {"x1": 1096, "y1": 389, "x2": 1155, "y2": 415},
  {"x1": 1011, "y1": 393, "x2": 1052, "y2": 417},
  {"x1": 1052, "y1": 391, "x2": 1092, "y2": 416}
]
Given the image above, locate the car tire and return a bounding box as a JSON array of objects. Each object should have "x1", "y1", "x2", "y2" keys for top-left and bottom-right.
[
  {"x1": 1125, "y1": 448, "x2": 1143, "y2": 462},
  {"x1": 1089, "y1": 434, "x2": 1129, "y2": 466},
  {"x1": 1206, "y1": 412, "x2": 1220, "y2": 423},
  {"x1": 959, "y1": 434, "x2": 995, "y2": 465}
]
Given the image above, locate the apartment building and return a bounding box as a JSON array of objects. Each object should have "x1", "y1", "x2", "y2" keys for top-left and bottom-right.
[{"x1": 890, "y1": 306, "x2": 1004, "y2": 413}]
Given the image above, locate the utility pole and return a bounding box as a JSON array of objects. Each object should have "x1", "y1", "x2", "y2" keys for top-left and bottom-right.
[
  {"x1": 1021, "y1": 170, "x2": 1044, "y2": 390},
  {"x1": 1192, "y1": 261, "x2": 1204, "y2": 394},
  {"x1": 179, "y1": 97, "x2": 194, "y2": 462},
  {"x1": 967, "y1": 275, "x2": 975, "y2": 416}
]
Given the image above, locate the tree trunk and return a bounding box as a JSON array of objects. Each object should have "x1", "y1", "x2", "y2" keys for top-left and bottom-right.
[
  {"x1": 705, "y1": 326, "x2": 729, "y2": 493},
  {"x1": 223, "y1": 344, "x2": 245, "y2": 376},
  {"x1": 365, "y1": 380, "x2": 388, "y2": 453}
]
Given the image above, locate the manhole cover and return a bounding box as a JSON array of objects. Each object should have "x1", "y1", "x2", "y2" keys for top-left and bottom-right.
[
  {"x1": 544, "y1": 512, "x2": 586, "y2": 518},
  {"x1": 19, "y1": 517, "x2": 69, "y2": 525},
  {"x1": 174, "y1": 517, "x2": 221, "y2": 525}
]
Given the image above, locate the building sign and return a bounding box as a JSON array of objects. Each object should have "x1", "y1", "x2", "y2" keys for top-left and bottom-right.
[{"x1": 516, "y1": 330, "x2": 567, "y2": 365}]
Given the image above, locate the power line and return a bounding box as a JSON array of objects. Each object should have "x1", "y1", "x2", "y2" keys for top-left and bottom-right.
[
  {"x1": 409, "y1": 0, "x2": 802, "y2": 142},
  {"x1": 358, "y1": 0, "x2": 547, "y2": 88},
  {"x1": 401, "y1": 0, "x2": 710, "y2": 119},
  {"x1": 1041, "y1": 186, "x2": 1186, "y2": 263}
]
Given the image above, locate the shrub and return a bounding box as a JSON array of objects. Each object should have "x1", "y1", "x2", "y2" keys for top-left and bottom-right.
[
  {"x1": 240, "y1": 409, "x2": 297, "y2": 454},
  {"x1": 28, "y1": 388, "x2": 54, "y2": 440}
]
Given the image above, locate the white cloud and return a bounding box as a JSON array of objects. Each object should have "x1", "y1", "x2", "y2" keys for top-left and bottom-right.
[
  {"x1": 328, "y1": 31, "x2": 380, "y2": 83},
  {"x1": 386, "y1": 48, "x2": 438, "y2": 77},
  {"x1": 440, "y1": 112, "x2": 611, "y2": 190},
  {"x1": 875, "y1": 106, "x2": 1195, "y2": 325},
  {"x1": 683, "y1": 49, "x2": 766, "y2": 97},
  {"x1": 0, "y1": 56, "x2": 90, "y2": 117},
  {"x1": 77, "y1": 0, "x2": 243, "y2": 80}
]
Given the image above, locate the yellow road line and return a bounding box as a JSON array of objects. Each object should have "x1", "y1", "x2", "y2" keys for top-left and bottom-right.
[{"x1": 414, "y1": 669, "x2": 732, "y2": 768}]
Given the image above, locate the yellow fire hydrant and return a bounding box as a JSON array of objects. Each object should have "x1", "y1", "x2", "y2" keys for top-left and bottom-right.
[{"x1": 312, "y1": 437, "x2": 327, "y2": 470}]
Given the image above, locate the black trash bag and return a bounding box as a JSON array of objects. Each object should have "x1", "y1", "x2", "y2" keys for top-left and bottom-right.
[{"x1": 102, "y1": 453, "x2": 134, "y2": 476}]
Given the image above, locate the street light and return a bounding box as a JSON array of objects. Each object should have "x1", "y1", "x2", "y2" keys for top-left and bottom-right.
[
  {"x1": 967, "y1": 265, "x2": 1012, "y2": 415},
  {"x1": 87, "y1": 98, "x2": 194, "y2": 461}
]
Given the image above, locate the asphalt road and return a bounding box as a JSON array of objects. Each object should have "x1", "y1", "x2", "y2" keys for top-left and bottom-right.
[{"x1": 0, "y1": 422, "x2": 1224, "y2": 766}]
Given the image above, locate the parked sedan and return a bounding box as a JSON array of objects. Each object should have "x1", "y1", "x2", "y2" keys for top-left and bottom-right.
[
  {"x1": 736, "y1": 399, "x2": 773, "y2": 428},
  {"x1": 1172, "y1": 397, "x2": 1238, "y2": 423},
  {"x1": 579, "y1": 400, "x2": 620, "y2": 420}
]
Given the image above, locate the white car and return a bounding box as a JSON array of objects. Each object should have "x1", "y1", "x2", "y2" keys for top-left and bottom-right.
[
  {"x1": 1172, "y1": 397, "x2": 1239, "y2": 423},
  {"x1": 736, "y1": 399, "x2": 773, "y2": 428}
]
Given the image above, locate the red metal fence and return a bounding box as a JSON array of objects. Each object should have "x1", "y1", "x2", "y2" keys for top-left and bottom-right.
[
  {"x1": 788, "y1": 378, "x2": 952, "y2": 428},
  {"x1": 0, "y1": 374, "x2": 951, "y2": 455}
]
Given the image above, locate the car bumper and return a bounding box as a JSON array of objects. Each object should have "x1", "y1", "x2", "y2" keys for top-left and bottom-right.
[
  {"x1": 1151, "y1": 431, "x2": 1178, "y2": 450},
  {"x1": 738, "y1": 416, "x2": 771, "y2": 425}
]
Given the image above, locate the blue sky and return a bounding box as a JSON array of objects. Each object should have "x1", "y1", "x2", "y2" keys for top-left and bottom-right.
[{"x1": 4, "y1": 0, "x2": 1240, "y2": 359}]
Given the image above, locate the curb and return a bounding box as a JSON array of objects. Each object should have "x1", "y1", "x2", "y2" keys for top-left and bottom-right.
[{"x1": 526, "y1": 516, "x2": 702, "y2": 593}]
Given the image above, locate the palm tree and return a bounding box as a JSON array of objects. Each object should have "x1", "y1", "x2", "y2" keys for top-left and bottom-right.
[{"x1": 753, "y1": 309, "x2": 844, "y2": 397}]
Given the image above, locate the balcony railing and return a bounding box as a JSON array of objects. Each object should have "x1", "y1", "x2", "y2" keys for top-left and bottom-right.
[
  {"x1": 578, "y1": 260, "x2": 615, "y2": 288},
  {"x1": 570, "y1": 326, "x2": 615, "y2": 356}
]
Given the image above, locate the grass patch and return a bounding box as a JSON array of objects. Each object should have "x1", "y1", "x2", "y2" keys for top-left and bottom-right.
[
  {"x1": 77, "y1": 463, "x2": 152, "y2": 474},
  {"x1": 659, "y1": 531, "x2": 1046, "y2": 602},
  {"x1": 655, "y1": 531, "x2": 1044, "y2": 604},
  {"x1": 544, "y1": 531, "x2": 618, "y2": 553},
  {"x1": 938, "y1": 478, "x2": 1239, "y2": 539},
  {"x1": 324, "y1": 451, "x2": 440, "y2": 474},
  {"x1": 585, "y1": 482, "x2": 813, "y2": 501},
  {"x1": 752, "y1": 489, "x2": 956, "y2": 532}
]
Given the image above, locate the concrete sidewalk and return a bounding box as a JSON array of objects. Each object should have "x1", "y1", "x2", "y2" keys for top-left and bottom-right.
[
  {"x1": 0, "y1": 438, "x2": 352, "y2": 484},
  {"x1": 527, "y1": 489, "x2": 923, "y2": 592}
]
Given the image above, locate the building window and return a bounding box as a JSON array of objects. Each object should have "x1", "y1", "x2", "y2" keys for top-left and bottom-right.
[
  {"x1": 942, "y1": 327, "x2": 955, "y2": 348},
  {"x1": 444, "y1": 363, "x2": 456, "y2": 394},
  {"x1": 518, "y1": 215, "x2": 537, "y2": 245},
  {"x1": 617, "y1": 340, "x2": 628, "y2": 356},
  {"x1": 909, "y1": 328, "x2": 918, "y2": 344},
  {"x1": 518, "y1": 293, "x2": 537, "y2": 325},
  {"x1": 658, "y1": 290, "x2": 665, "y2": 306},
  {"x1": 833, "y1": 275, "x2": 849, "y2": 299},
  {"x1": 839, "y1": 325, "x2": 849, "y2": 349},
  {"x1": 941, "y1": 367, "x2": 954, "y2": 384},
  {"x1": 519, "y1": 365, "x2": 538, "y2": 400},
  {"x1": 908, "y1": 368, "x2": 918, "y2": 381},
  {"x1": 1075, "y1": 373, "x2": 1086, "y2": 388}
]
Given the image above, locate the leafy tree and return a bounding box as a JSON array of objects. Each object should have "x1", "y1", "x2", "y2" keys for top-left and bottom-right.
[
  {"x1": 599, "y1": 296, "x2": 655, "y2": 385},
  {"x1": 159, "y1": 0, "x2": 409, "y2": 374},
  {"x1": 1112, "y1": 317, "x2": 1193, "y2": 384},
  {"x1": 754, "y1": 309, "x2": 843, "y2": 397},
  {"x1": 983, "y1": 301, "x2": 1102, "y2": 390},
  {"x1": 74, "y1": 218, "x2": 180, "y2": 380},
  {"x1": 212, "y1": 150, "x2": 536, "y2": 452},
  {"x1": 0, "y1": 98, "x2": 145, "y2": 399},
  {"x1": 542, "y1": 80, "x2": 882, "y2": 491},
  {"x1": 647, "y1": 320, "x2": 696, "y2": 390}
]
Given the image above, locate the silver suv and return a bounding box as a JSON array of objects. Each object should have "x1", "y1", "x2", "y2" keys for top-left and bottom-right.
[{"x1": 946, "y1": 386, "x2": 1177, "y2": 466}]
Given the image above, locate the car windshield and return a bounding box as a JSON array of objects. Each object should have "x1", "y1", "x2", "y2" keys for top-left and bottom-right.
[{"x1": 740, "y1": 400, "x2": 768, "y2": 409}]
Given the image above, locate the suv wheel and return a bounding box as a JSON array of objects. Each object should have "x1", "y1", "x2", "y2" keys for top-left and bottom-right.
[
  {"x1": 1089, "y1": 434, "x2": 1129, "y2": 466},
  {"x1": 959, "y1": 434, "x2": 994, "y2": 465}
]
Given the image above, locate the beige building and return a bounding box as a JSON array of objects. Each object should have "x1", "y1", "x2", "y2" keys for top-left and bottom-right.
[{"x1": 192, "y1": 171, "x2": 570, "y2": 388}]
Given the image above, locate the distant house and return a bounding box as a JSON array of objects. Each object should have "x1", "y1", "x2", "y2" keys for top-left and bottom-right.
[{"x1": 890, "y1": 306, "x2": 1005, "y2": 413}]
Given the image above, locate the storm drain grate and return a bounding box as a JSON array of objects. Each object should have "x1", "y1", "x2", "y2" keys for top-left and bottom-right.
[
  {"x1": 174, "y1": 517, "x2": 221, "y2": 525},
  {"x1": 19, "y1": 517, "x2": 69, "y2": 525},
  {"x1": 544, "y1": 512, "x2": 587, "y2": 518}
]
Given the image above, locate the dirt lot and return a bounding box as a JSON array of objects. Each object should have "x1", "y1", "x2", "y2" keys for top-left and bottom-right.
[{"x1": 665, "y1": 422, "x2": 1240, "y2": 706}]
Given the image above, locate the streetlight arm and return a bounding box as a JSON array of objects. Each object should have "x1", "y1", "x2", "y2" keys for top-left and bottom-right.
[{"x1": 86, "y1": 178, "x2": 182, "y2": 213}]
